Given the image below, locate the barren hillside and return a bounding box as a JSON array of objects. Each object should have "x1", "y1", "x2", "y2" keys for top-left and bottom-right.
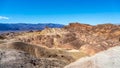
[
  {"x1": 4, "y1": 23, "x2": 120, "y2": 55},
  {"x1": 0, "y1": 23, "x2": 120, "y2": 68}
]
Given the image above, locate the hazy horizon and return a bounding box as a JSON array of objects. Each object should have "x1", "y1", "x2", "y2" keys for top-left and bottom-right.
[{"x1": 0, "y1": 0, "x2": 120, "y2": 25}]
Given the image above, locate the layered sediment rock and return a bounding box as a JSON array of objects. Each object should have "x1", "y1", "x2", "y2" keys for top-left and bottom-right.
[
  {"x1": 1, "y1": 23, "x2": 120, "y2": 56},
  {"x1": 0, "y1": 23, "x2": 120, "y2": 68},
  {"x1": 11, "y1": 23, "x2": 120, "y2": 55}
]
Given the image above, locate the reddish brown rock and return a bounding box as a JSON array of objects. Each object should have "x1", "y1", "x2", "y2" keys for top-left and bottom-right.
[{"x1": 2, "y1": 23, "x2": 120, "y2": 56}]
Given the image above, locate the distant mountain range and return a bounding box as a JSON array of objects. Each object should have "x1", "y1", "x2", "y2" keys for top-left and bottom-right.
[{"x1": 0, "y1": 23, "x2": 64, "y2": 31}]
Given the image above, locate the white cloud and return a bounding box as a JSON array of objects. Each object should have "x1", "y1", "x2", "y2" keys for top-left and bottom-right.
[{"x1": 0, "y1": 16, "x2": 9, "y2": 20}]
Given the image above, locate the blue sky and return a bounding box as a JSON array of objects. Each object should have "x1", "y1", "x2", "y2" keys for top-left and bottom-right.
[{"x1": 0, "y1": 0, "x2": 120, "y2": 25}]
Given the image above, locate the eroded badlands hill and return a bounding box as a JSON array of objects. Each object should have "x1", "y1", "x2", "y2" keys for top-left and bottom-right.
[
  {"x1": 4, "y1": 23, "x2": 120, "y2": 55},
  {"x1": 0, "y1": 23, "x2": 120, "y2": 68}
]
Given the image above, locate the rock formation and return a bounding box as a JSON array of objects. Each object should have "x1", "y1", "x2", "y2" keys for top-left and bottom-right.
[
  {"x1": 65, "y1": 46, "x2": 120, "y2": 68},
  {"x1": 9, "y1": 23, "x2": 120, "y2": 55},
  {"x1": 0, "y1": 23, "x2": 120, "y2": 68}
]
